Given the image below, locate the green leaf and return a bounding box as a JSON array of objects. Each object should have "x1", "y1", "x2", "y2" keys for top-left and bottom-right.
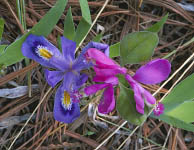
[
  {"x1": 146, "y1": 14, "x2": 168, "y2": 33},
  {"x1": 120, "y1": 31, "x2": 159, "y2": 65},
  {"x1": 0, "y1": 0, "x2": 67, "y2": 67},
  {"x1": 63, "y1": 7, "x2": 75, "y2": 40},
  {"x1": 117, "y1": 74, "x2": 129, "y2": 88},
  {"x1": 0, "y1": 18, "x2": 4, "y2": 40},
  {"x1": 109, "y1": 42, "x2": 120, "y2": 58},
  {"x1": 117, "y1": 75, "x2": 149, "y2": 125},
  {"x1": 162, "y1": 74, "x2": 194, "y2": 112},
  {"x1": 92, "y1": 34, "x2": 102, "y2": 42},
  {"x1": 0, "y1": 45, "x2": 7, "y2": 55},
  {"x1": 79, "y1": 0, "x2": 92, "y2": 24},
  {"x1": 167, "y1": 101, "x2": 194, "y2": 123},
  {"x1": 151, "y1": 113, "x2": 194, "y2": 132},
  {"x1": 74, "y1": 18, "x2": 91, "y2": 46}
]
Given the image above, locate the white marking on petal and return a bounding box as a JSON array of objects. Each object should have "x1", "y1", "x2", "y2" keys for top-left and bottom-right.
[{"x1": 61, "y1": 91, "x2": 72, "y2": 110}]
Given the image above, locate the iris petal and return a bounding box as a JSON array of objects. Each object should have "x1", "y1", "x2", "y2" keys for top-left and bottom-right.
[
  {"x1": 44, "y1": 69, "x2": 64, "y2": 88},
  {"x1": 82, "y1": 41, "x2": 109, "y2": 56},
  {"x1": 74, "y1": 73, "x2": 88, "y2": 89},
  {"x1": 22, "y1": 34, "x2": 62, "y2": 68},
  {"x1": 133, "y1": 59, "x2": 171, "y2": 85},
  {"x1": 61, "y1": 36, "x2": 76, "y2": 61},
  {"x1": 54, "y1": 86, "x2": 80, "y2": 123},
  {"x1": 62, "y1": 72, "x2": 78, "y2": 91},
  {"x1": 98, "y1": 85, "x2": 115, "y2": 114}
]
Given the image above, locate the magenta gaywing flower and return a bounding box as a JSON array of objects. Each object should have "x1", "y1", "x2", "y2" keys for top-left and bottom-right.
[
  {"x1": 84, "y1": 48, "x2": 171, "y2": 116},
  {"x1": 22, "y1": 34, "x2": 109, "y2": 123},
  {"x1": 153, "y1": 102, "x2": 164, "y2": 116},
  {"x1": 84, "y1": 48, "x2": 127, "y2": 114},
  {"x1": 125, "y1": 59, "x2": 171, "y2": 114}
]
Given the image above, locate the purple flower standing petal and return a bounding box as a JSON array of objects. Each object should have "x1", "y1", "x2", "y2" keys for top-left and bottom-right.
[
  {"x1": 133, "y1": 59, "x2": 171, "y2": 85},
  {"x1": 98, "y1": 85, "x2": 115, "y2": 114},
  {"x1": 53, "y1": 86, "x2": 80, "y2": 123},
  {"x1": 82, "y1": 41, "x2": 109, "y2": 56},
  {"x1": 44, "y1": 69, "x2": 64, "y2": 88},
  {"x1": 22, "y1": 34, "x2": 62, "y2": 68},
  {"x1": 74, "y1": 73, "x2": 88, "y2": 89},
  {"x1": 61, "y1": 36, "x2": 76, "y2": 61},
  {"x1": 84, "y1": 83, "x2": 109, "y2": 95}
]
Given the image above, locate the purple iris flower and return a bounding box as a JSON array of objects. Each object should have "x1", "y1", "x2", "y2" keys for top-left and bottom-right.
[
  {"x1": 125, "y1": 59, "x2": 171, "y2": 114},
  {"x1": 84, "y1": 48, "x2": 127, "y2": 114},
  {"x1": 21, "y1": 34, "x2": 109, "y2": 123}
]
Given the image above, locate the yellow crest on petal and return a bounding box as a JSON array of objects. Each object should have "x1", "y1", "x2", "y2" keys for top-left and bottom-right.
[
  {"x1": 62, "y1": 91, "x2": 72, "y2": 110},
  {"x1": 37, "y1": 45, "x2": 53, "y2": 60}
]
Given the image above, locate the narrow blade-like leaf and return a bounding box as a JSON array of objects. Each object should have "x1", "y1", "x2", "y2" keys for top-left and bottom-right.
[
  {"x1": 74, "y1": 18, "x2": 91, "y2": 46},
  {"x1": 0, "y1": 18, "x2": 4, "y2": 40},
  {"x1": 63, "y1": 7, "x2": 75, "y2": 40},
  {"x1": 79, "y1": 0, "x2": 92, "y2": 24}
]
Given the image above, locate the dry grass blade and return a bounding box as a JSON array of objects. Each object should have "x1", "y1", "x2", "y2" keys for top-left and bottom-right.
[
  {"x1": 1, "y1": 0, "x2": 194, "y2": 149},
  {"x1": 7, "y1": 87, "x2": 52, "y2": 150},
  {"x1": 0, "y1": 62, "x2": 38, "y2": 86}
]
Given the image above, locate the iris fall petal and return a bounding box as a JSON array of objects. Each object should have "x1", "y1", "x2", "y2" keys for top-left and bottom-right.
[
  {"x1": 44, "y1": 69, "x2": 64, "y2": 88},
  {"x1": 53, "y1": 86, "x2": 80, "y2": 123},
  {"x1": 22, "y1": 34, "x2": 62, "y2": 68}
]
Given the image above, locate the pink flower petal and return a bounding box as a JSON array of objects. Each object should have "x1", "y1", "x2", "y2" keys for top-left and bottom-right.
[
  {"x1": 86, "y1": 48, "x2": 120, "y2": 69},
  {"x1": 143, "y1": 89, "x2": 156, "y2": 105},
  {"x1": 133, "y1": 59, "x2": 171, "y2": 85},
  {"x1": 153, "y1": 102, "x2": 164, "y2": 116},
  {"x1": 94, "y1": 66, "x2": 126, "y2": 77},
  {"x1": 98, "y1": 85, "x2": 115, "y2": 114},
  {"x1": 125, "y1": 74, "x2": 145, "y2": 114},
  {"x1": 133, "y1": 85, "x2": 145, "y2": 114},
  {"x1": 84, "y1": 83, "x2": 109, "y2": 95},
  {"x1": 93, "y1": 75, "x2": 118, "y2": 85}
]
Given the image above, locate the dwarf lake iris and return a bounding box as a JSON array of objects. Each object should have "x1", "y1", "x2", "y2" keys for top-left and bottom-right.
[{"x1": 22, "y1": 34, "x2": 109, "y2": 123}]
